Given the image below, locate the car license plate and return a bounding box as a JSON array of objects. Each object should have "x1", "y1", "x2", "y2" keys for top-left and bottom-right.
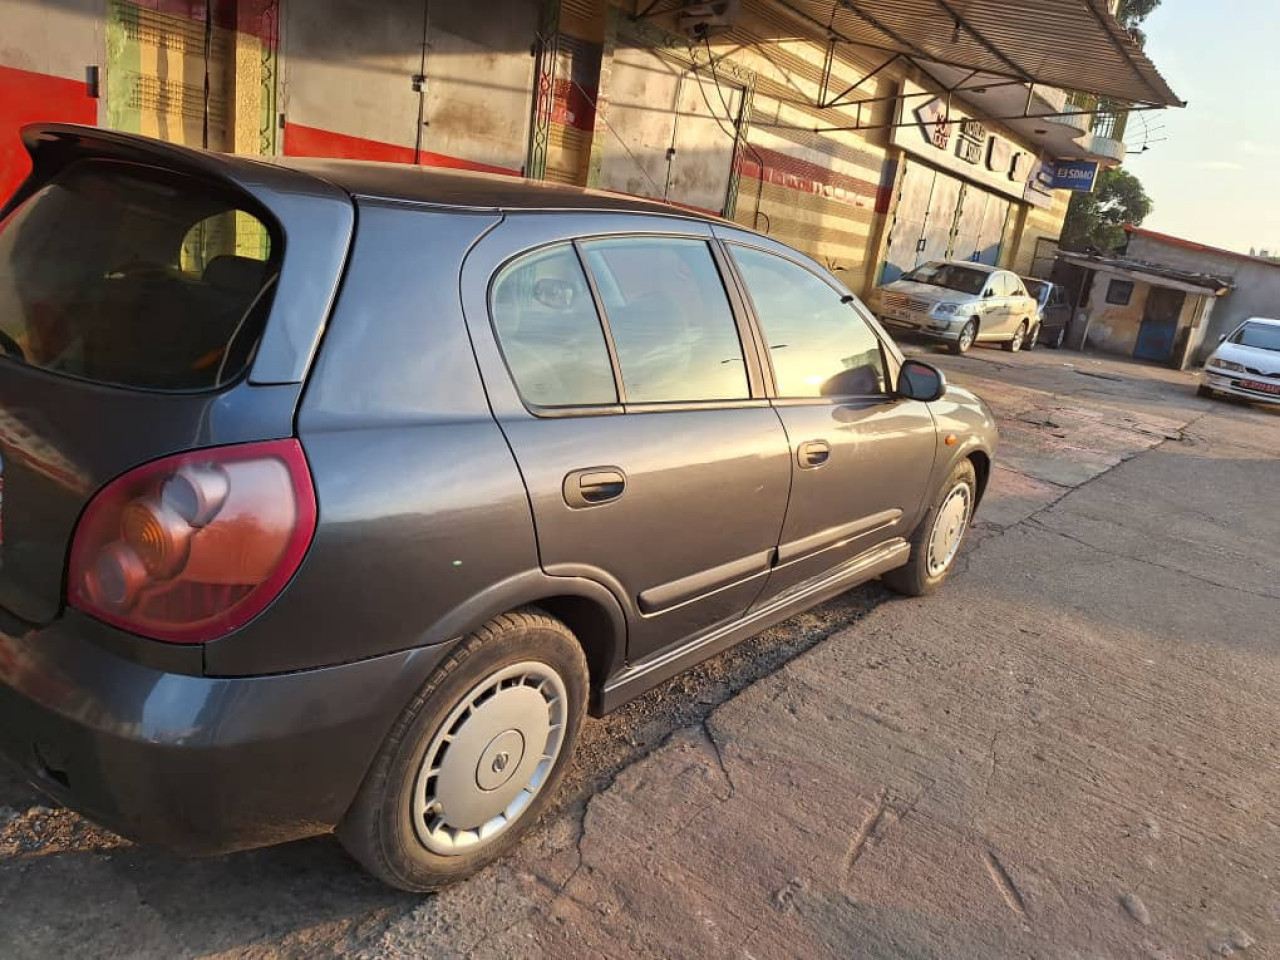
[{"x1": 1241, "y1": 379, "x2": 1280, "y2": 395}]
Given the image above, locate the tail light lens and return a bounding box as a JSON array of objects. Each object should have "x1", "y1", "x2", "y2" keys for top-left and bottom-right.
[{"x1": 68, "y1": 440, "x2": 317, "y2": 644}]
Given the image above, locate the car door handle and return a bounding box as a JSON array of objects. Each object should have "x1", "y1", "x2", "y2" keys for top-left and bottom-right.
[
  {"x1": 563, "y1": 467, "x2": 626, "y2": 508},
  {"x1": 797, "y1": 440, "x2": 830, "y2": 469}
]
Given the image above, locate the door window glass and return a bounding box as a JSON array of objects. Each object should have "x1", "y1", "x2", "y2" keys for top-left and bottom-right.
[
  {"x1": 580, "y1": 237, "x2": 748, "y2": 403},
  {"x1": 730, "y1": 245, "x2": 887, "y2": 398},
  {"x1": 490, "y1": 244, "x2": 617, "y2": 407}
]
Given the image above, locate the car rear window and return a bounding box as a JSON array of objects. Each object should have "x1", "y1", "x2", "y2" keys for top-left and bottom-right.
[{"x1": 0, "y1": 160, "x2": 281, "y2": 392}]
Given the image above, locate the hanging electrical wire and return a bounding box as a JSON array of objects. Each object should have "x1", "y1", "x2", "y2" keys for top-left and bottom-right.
[{"x1": 532, "y1": 28, "x2": 666, "y2": 198}]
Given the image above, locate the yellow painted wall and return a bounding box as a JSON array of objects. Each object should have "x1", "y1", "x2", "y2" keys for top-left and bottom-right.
[
  {"x1": 1083, "y1": 274, "x2": 1150, "y2": 355},
  {"x1": 1011, "y1": 189, "x2": 1071, "y2": 275}
]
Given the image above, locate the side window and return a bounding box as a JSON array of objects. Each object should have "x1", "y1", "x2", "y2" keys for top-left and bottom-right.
[
  {"x1": 1007, "y1": 276, "x2": 1027, "y2": 298},
  {"x1": 729, "y1": 245, "x2": 887, "y2": 399},
  {"x1": 1051, "y1": 286, "x2": 1067, "y2": 307},
  {"x1": 580, "y1": 237, "x2": 748, "y2": 403},
  {"x1": 490, "y1": 244, "x2": 618, "y2": 408}
]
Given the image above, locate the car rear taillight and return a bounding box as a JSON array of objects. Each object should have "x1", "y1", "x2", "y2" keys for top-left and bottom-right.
[{"x1": 68, "y1": 440, "x2": 316, "y2": 644}]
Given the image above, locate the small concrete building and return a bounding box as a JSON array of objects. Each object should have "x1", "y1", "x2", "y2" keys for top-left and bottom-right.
[
  {"x1": 1123, "y1": 226, "x2": 1280, "y2": 364},
  {"x1": 1056, "y1": 252, "x2": 1231, "y2": 369}
]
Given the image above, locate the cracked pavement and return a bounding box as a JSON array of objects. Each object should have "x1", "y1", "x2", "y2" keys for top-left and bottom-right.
[{"x1": 1, "y1": 348, "x2": 1278, "y2": 959}]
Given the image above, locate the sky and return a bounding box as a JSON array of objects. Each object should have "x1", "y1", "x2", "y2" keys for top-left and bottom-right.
[{"x1": 1121, "y1": 0, "x2": 1280, "y2": 253}]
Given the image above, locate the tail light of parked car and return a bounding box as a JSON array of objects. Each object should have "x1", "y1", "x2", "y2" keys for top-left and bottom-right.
[{"x1": 68, "y1": 440, "x2": 316, "y2": 644}]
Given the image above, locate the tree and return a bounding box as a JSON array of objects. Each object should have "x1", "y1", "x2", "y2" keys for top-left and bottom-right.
[
  {"x1": 1116, "y1": 0, "x2": 1161, "y2": 46},
  {"x1": 1059, "y1": 167, "x2": 1153, "y2": 254}
]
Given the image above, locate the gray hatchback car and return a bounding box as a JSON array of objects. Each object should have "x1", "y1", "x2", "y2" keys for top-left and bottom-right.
[{"x1": 0, "y1": 124, "x2": 996, "y2": 891}]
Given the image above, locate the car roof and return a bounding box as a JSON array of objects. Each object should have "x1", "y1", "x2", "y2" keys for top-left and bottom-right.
[
  {"x1": 1241, "y1": 316, "x2": 1280, "y2": 328},
  {"x1": 270, "y1": 156, "x2": 718, "y2": 220}
]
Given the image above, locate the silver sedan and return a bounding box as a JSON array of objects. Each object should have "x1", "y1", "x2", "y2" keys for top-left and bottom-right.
[{"x1": 870, "y1": 261, "x2": 1040, "y2": 355}]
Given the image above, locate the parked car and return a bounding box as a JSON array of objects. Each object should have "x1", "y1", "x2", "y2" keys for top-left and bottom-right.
[
  {"x1": 1022, "y1": 278, "x2": 1072, "y2": 349},
  {"x1": 0, "y1": 124, "x2": 996, "y2": 892},
  {"x1": 1199, "y1": 316, "x2": 1280, "y2": 404},
  {"x1": 873, "y1": 260, "x2": 1039, "y2": 355}
]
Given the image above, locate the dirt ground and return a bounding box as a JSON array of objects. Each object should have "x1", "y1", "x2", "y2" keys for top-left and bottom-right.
[{"x1": 2, "y1": 346, "x2": 1277, "y2": 959}]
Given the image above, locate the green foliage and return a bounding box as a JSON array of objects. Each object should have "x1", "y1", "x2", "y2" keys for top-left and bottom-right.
[
  {"x1": 1116, "y1": 0, "x2": 1161, "y2": 45},
  {"x1": 1060, "y1": 167, "x2": 1153, "y2": 253}
]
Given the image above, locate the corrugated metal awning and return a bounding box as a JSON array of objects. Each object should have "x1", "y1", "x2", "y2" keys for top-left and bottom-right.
[{"x1": 776, "y1": 0, "x2": 1183, "y2": 107}]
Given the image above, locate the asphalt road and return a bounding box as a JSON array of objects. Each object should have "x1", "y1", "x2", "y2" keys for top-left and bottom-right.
[{"x1": 2, "y1": 346, "x2": 1277, "y2": 959}]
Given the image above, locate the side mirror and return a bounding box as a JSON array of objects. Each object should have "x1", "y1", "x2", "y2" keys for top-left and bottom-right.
[
  {"x1": 983, "y1": 288, "x2": 996, "y2": 298},
  {"x1": 1218, "y1": 334, "x2": 1227, "y2": 344},
  {"x1": 898, "y1": 358, "x2": 947, "y2": 403}
]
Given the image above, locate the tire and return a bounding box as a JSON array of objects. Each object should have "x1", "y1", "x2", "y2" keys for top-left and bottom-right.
[
  {"x1": 1025, "y1": 324, "x2": 1040, "y2": 350},
  {"x1": 882, "y1": 459, "x2": 977, "y2": 598},
  {"x1": 950, "y1": 319, "x2": 978, "y2": 355},
  {"x1": 1050, "y1": 326, "x2": 1066, "y2": 349},
  {"x1": 338, "y1": 609, "x2": 589, "y2": 892},
  {"x1": 1002, "y1": 321, "x2": 1028, "y2": 353},
  {"x1": 1197, "y1": 384, "x2": 1215, "y2": 399}
]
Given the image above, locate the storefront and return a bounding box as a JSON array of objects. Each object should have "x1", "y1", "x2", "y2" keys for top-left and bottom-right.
[{"x1": 878, "y1": 81, "x2": 1058, "y2": 284}]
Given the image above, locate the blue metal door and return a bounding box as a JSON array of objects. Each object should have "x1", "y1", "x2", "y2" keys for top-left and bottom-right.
[{"x1": 1134, "y1": 287, "x2": 1184, "y2": 362}]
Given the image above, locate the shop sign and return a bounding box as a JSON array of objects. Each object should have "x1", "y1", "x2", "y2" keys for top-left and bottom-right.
[
  {"x1": 1050, "y1": 160, "x2": 1100, "y2": 192},
  {"x1": 896, "y1": 81, "x2": 1039, "y2": 202}
]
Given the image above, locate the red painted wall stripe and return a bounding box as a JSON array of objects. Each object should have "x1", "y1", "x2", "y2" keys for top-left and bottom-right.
[
  {"x1": 283, "y1": 123, "x2": 521, "y2": 178},
  {"x1": 738, "y1": 144, "x2": 881, "y2": 211},
  {"x1": 0, "y1": 65, "x2": 97, "y2": 204}
]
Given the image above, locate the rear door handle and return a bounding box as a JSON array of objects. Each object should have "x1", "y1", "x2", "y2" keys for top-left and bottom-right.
[
  {"x1": 563, "y1": 467, "x2": 626, "y2": 508},
  {"x1": 797, "y1": 440, "x2": 830, "y2": 469}
]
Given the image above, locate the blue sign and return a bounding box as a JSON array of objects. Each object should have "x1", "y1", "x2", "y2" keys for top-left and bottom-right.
[{"x1": 1050, "y1": 160, "x2": 1100, "y2": 192}]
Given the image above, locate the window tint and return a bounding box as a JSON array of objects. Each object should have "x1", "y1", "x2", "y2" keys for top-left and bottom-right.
[
  {"x1": 580, "y1": 237, "x2": 748, "y2": 403},
  {"x1": 490, "y1": 244, "x2": 617, "y2": 407},
  {"x1": 0, "y1": 160, "x2": 280, "y2": 391},
  {"x1": 1005, "y1": 275, "x2": 1027, "y2": 297},
  {"x1": 730, "y1": 245, "x2": 887, "y2": 398}
]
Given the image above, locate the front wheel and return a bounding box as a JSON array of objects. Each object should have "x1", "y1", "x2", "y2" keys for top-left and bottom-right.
[
  {"x1": 950, "y1": 319, "x2": 978, "y2": 355},
  {"x1": 338, "y1": 609, "x2": 588, "y2": 892},
  {"x1": 1002, "y1": 321, "x2": 1028, "y2": 352},
  {"x1": 1197, "y1": 384, "x2": 1216, "y2": 399},
  {"x1": 883, "y1": 459, "x2": 977, "y2": 597},
  {"x1": 1049, "y1": 325, "x2": 1066, "y2": 349}
]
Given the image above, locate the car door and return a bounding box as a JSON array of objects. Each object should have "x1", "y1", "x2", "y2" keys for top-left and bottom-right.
[
  {"x1": 723, "y1": 239, "x2": 937, "y2": 605},
  {"x1": 460, "y1": 216, "x2": 792, "y2": 663},
  {"x1": 983, "y1": 272, "x2": 1013, "y2": 338},
  {"x1": 1007, "y1": 275, "x2": 1034, "y2": 331}
]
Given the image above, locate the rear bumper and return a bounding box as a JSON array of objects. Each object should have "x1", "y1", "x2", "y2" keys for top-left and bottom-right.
[
  {"x1": 1202, "y1": 371, "x2": 1280, "y2": 405},
  {"x1": 0, "y1": 610, "x2": 452, "y2": 855}
]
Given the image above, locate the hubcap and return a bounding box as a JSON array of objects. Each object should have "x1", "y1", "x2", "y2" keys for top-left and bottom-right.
[
  {"x1": 1055, "y1": 328, "x2": 1065, "y2": 348},
  {"x1": 960, "y1": 322, "x2": 976, "y2": 350},
  {"x1": 413, "y1": 661, "x2": 567, "y2": 856},
  {"x1": 1012, "y1": 325, "x2": 1025, "y2": 349},
  {"x1": 926, "y1": 482, "x2": 972, "y2": 577}
]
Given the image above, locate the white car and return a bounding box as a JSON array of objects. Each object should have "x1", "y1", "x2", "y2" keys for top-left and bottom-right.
[
  {"x1": 1199, "y1": 317, "x2": 1280, "y2": 405},
  {"x1": 872, "y1": 261, "x2": 1040, "y2": 355}
]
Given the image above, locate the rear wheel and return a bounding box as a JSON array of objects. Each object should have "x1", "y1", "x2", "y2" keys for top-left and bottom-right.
[
  {"x1": 1049, "y1": 325, "x2": 1066, "y2": 349},
  {"x1": 950, "y1": 319, "x2": 978, "y2": 355},
  {"x1": 338, "y1": 609, "x2": 588, "y2": 892},
  {"x1": 883, "y1": 459, "x2": 977, "y2": 597},
  {"x1": 1003, "y1": 321, "x2": 1028, "y2": 353},
  {"x1": 1025, "y1": 324, "x2": 1040, "y2": 350}
]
